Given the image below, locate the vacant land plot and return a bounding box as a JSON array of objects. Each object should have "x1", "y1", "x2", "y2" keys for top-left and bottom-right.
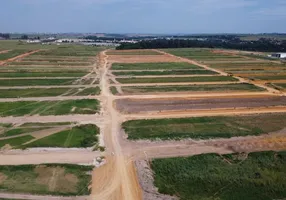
[
  {"x1": 0, "y1": 72, "x2": 88, "y2": 78},
  {"x1": 248, "y1": 75, "x2": 286, "y2": 81},
  {"x1": 113, "y1": 83, "x2": 264, "y2": 95},
  {"x1": 115, "y1": 76, "x2": 237, "y2": 84},
  {"x1": 0, "y1": 99, "x2": 100, "y2": 117},
  {"x1": 111, "y1": 62, "x2": 202, "y2": 70},
  {"x1": 116, "y1": 96, "x2": 286, "y2": 113},
  {"x1": 123, "y1": 113, "x2": 286, "y2": 140},
  {"x1": 0, "y1": 87, "x2": 100, "y2": 98},
  {"x1": 9, "y1": 61, "x2": 92, "y2": 66},
  {"x1": 107, "y1": 50, "x2": 162, "y2": 55},
  {"x1": 0, "y1": 79, "x2": 77, "y2": 86},
  {"x1": 0, "y1": 164, "x2": 93, "y2": 196},
  {"x1": 112, "y1": 69, "x2": 217, "y2": 76},
  {"x1": 152, "y1": 151, "x2": 286, "y2": 200},
  {"x1": 23, "y1": 124, "x2": 99, "y2": 148},
  {"x1": 163, "y1": 48, "x2": 246, "y2": 61}
]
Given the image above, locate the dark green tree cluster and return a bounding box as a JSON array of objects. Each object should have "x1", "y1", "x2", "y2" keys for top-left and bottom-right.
[{"x1": 117, "y1": 38, "x2": 286, "y2": 52}]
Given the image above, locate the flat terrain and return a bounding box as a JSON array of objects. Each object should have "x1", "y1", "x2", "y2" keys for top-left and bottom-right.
[
  {"x1": 0, "y1": 164, "x2": 93, "y2": 196},
  {"x1": 1, "y1": 44, "x2": 286, "y2": 200},
  {"x1": 152, "y1": 151, "x2": 286, "y2": 200},
  {"x1": 116, "y1": 96, "x2": 286, "y2": 113},
  {"x1": 123, "y1": 113, "x2": 286, "y2": 140}
]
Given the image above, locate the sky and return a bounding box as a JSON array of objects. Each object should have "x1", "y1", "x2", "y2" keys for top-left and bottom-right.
[{"x1": 0, "y1": 0, "x2": 286, "y2": 34}]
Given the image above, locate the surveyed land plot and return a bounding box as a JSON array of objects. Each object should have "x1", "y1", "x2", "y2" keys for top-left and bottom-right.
[
  {"x1": 151, "y1": 151, "x2": 286, "y2": 200},
  {"x1": 122, "y1": 113, "x2": 286, "y2": 140},
  {"x1": 111, "y1": 62, "x2": 203, "y2": 70},
  {"x1": 0, "y1": 99, "x2": 100, "y2": 117},
  {"x1": 0, "y1": 87, "x2": 100, "y2": 98},
  {"x1": 0, "y1": 164, "x2": 93, "y2": 196},
  {"x1": 0, "y1": 78, "x2": 97, "y2": 86},
  {"x1": 115, "y1": 76, "x2": 238, "y2": 84},
  {"x1": 112, "y1": 69, "x2": 218, "y2": 76},
  {"x1": 111, "y1": 83, "x2": 265, "y2": 95},
  {"x1": 0, "y1": 122, "x2": 100, "y2": 149},
  {"x1": 107, "y1": 50, "x2": 162, "y2": 55},
  {"x1": 0, "y1": 49, "x2": 28, "y2": 61},
  {"x1": 116, "y1": 96, "x2": 286, "y2": 113},
  {"x1": 0, "y1": 72, "x2": 88, "y2": 78}
]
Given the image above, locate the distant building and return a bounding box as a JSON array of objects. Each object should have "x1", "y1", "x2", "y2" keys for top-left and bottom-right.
[
  {"x1": 26, "y1": 39, "x2": 41, "y2": 43},
  {"x1": 268, "y1": 53, "x2": 286, "y2": 59}
]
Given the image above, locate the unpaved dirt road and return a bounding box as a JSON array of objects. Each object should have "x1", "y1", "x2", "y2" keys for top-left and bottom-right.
[
  {"x1": 0, "y1": 50, "x2": 41, "y2": 66},
  {"x1": 91, "y1": 50, "x2": 142, "y2": 200}
]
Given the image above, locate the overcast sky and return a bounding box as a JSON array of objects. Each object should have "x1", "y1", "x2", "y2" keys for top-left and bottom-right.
[{"x1": 1, "y1": 0, "x2": 286, "y2": 33}]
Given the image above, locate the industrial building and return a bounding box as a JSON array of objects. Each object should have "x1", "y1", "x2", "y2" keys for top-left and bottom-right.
[{"x1": 268, "y1": 53, "x2": 286, "y2": 59}]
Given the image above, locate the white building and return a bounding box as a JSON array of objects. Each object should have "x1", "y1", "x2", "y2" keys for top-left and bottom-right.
[{"x1": 268, "y1": 53, "x2": 286, "y2": 59}]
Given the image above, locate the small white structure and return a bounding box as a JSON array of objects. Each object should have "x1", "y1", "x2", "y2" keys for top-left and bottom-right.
[{"x1": 268, "y1": 53, "x2": 286, "y2": 59}]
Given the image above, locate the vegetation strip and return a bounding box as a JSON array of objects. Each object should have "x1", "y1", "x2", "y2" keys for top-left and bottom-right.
[
  {"x1": 122, "y1": 113, "x2": 286, "y2": 140},
  {"x1": 111, "y1": 62, "x2": 202, "y2": 70},
  {"x1": 152, "y1": 151, "x2": 286, "y2": 200},
  {"x1": 0, "y1": 99, "x2": 100, "y2": 117}
]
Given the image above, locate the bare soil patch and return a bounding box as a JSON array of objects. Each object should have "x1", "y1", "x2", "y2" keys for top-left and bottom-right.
[
  {"x1": 115, "y1": 96, "x2": 286, "y2": 113},
  {"x1": 35, "y1": 165, "x2": 78, "y2": 193}
]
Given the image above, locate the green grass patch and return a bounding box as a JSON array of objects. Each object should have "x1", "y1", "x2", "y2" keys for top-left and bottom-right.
[
  {"x1": 0, "y1": 164, "x2": 93, "y2": 196},
  {"x1": 112, "y1": 69, "x2": 217, "y2": 76},
  {"x1": 0, "y1": 135, "x2": 34, "y2": 148},
  {"x1": 120, "y1": 83, "x2": 264, "y2": 94},
  {"x1": 0, "y1": 79, "x2": 76, "y2": 86},
  {"x1": 0, "y1": 99, "x2": 100, "y2": 117},
  {"x1": 111, "y1": 62, "x2": 202, "y2": 70},
  {"x1": 0, "y1": 87, "x2": 100, "y2": 98},
  {"x1": 123, "y1": 113, "x2": 286, "y2": 140},
  {"x1": 0, "y1": 127, "x2": 47, "y2": 138},
  {"x1": 23, "y1": 124, "x2": 99, "y2": 148},
  {"x1": 152, "y1": 151, "x2": 286, "y2": 200},
  {"x1": 110, "y1": 86, "x2": 119, "y2": 95},
  {"x1": 116, "y1": 76, "x2": 237, "y2": 84},
  {"x1": 0, "y1": 72, "x2": 87, "y2": 78}
]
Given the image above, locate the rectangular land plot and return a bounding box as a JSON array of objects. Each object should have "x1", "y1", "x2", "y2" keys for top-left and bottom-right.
[
  {"x1": 0, "y1": 87, "x2": 100, "y2": 98},
  {"x1": 116, "y1": 96, "x2": 286, "y2": 113},
  {"x1": 114, "y1": 83, "x2": 264, "y2": 94},
  {"x1": 107, "y1": 50, "x2": 162, "y2": 55},
  {"x1": 0, "y1": 164, "x2": 93, "y2": 196},
  {"x1": 0, "y1": 72, "x2": 88, "y2": 78},
  {"x1": 115, "y1": 76, "x2": 237, "y2": 84},
  {"x1": 151, "y1": 151, "x2": 286, "y2": 200},
  {"x1": 23, "y1": 124, "x2": 99, "y2": 148},
  {"x1": 0, "y1": 99, "x2": 100, "y2": 117},
  {"x1": 123, "y1": 113, "x2": 286, "y2": 140},
  {"x1": 111, "y1": 62, "x2": 202, "y2": 70},
  {"x1": 112, "y1": 69, "x2": 217, "y2": 76}
]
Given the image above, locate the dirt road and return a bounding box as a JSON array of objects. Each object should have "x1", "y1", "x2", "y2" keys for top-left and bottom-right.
[
  {"x1": 0, "y1": 50, "x2": 41, "y2": 66},
  {"x1": 0, "y1": 95, "x2": 100, "y2": 102},
  {"x1": 91, "y1": 51, "x2": 142, "y2": 200}
]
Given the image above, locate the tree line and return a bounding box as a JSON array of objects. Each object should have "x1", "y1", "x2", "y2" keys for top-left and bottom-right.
[{"x1": 117, "y1": 38, "x2": 286, "y2": 52}]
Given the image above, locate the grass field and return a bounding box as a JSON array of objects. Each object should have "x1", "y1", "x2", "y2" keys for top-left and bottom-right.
[
  {"x1": 0, "y1": 72, "x2": 87, "y2": 78},
  {"x1": 111, "y1": 62, "x2": 202, "y2": 70},
  {"x1": 0, "y1": 87, "x2": 100, "y2": 98},
  {"x1": 112, "y1": 69, "x2": 217, "y2": 76},
  {"x1": 0, "y1": 136, "x2": 35, "y2": 148},
  {"x1": 0, "y1": 164, "x2": 93, "y2": 196},
  {"x1": 9, "y1": 61, "x2": 92, "y2": 66},
  {"x1": 0, "y1": 79, "x2": 77, "y2": 86},
  {"x1": 115, "y1": 76, "x2": 237, "y2": 84},
  {"x1": 116, "y1": 83, "x2": 264, "y2": 94},
  {"x1": 0, "y1": 99, "x2": 100, "y2": 117},
  {"x1": 23, "y1": 124, "x2": 99, "y2": 148},
  {"x1": 152, "y1": 151, "x2": 286, "y2": 200},
  {"x1": 249, "y1": 75, "x2": 286, "y2": 81},
  {"x1": 122, "y1": 113, "x2": 286, "y2": 140}
]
